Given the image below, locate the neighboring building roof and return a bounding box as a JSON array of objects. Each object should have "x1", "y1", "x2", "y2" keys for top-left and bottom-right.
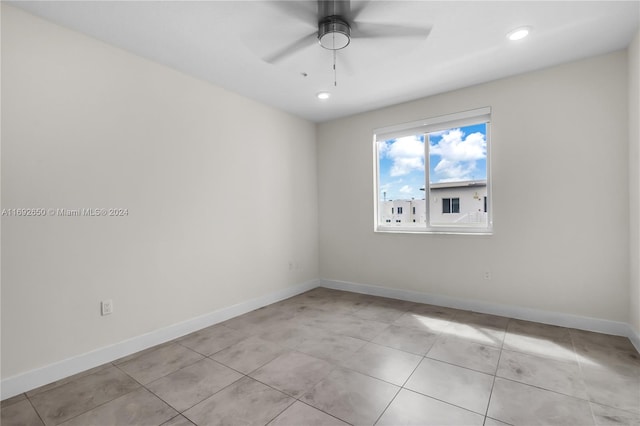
[{"x1": 429, "y1": 180, "x2": 487, "y2": 190}]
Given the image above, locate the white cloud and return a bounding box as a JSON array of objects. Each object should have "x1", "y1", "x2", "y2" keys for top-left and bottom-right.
[
  {"x1": 391, "y1": 157, "x2": 423, "y2": 177},
  {"x1": 399, "y1": 185, "x2": 412, "y2": 193},
  {"x1": 384, "y1": 136, "x2": 424, "y2": 177},
  {"x1": 430, "y1": 129, "x2": 485, "y2": 161},
  {"x1": 430, "y1": 129, "x2": 485, "y2": 181},
  {"x1": 434, "y1": 159, "x2": 476, "y2": 181},
  {"x1": 377, "y1": 141, "x2": 389, "y2": 157}
]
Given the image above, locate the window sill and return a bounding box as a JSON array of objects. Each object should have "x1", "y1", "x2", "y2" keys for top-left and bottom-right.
[{"x1": 374, "y1": 227, "x2": 493, "y2": 236}]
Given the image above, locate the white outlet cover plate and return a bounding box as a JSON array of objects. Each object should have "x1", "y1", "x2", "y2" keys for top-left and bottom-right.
[{"x1": 101, "y1": 300, "x2": 113, "y2": 316}]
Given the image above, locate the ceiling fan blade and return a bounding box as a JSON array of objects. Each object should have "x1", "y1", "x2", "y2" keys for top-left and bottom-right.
[
  {"x1": 263, "y1": 32, "x2": 318, "y2": 64},
  {"x1": 352, "y1": 22, "x2": 432, "y2": 40},
  {"x1": 348, "y1": 0, "x2": 371, "y2": 21},
  {"x1": 268, "y1": 1, "x2": 319, "y2": 26}
]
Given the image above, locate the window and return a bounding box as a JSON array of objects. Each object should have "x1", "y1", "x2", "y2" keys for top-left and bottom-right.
[
  {"x1": 374, "y1": 107, "x2": 491, "y2": 234},
  {"x1": 442, "y1": 198, "x2": 460, "y2": 214}
]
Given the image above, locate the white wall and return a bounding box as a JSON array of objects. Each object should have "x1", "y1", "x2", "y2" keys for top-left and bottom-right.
[
  {"x1": 318, "y1": 51, "x2": 630, "y2": 323},
  {"x1": 629, "y1": 30, "x2": 640, "y2": 335},
  {"x1": 1, "y1": 5, "x2": 318, "y2": 380}
]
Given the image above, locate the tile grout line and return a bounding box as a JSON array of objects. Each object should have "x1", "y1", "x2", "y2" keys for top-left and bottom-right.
[
  {"x1": 248, "y1": 364, "x2": 354, "y2": 425},
  {"x1": 256, "y1": 392, "x2": 296, "y2": 426},
  {"x1": 366, "y1": 346, "x2": 424, "y2": 426},
  {"x1": 384, "y1": 354, "x2": 491, "y2": 422},
  {"x1": 293, "y1": 400, "x2": 355, "y2": 426},
  {"x1": 481, "y1": 319, "x2": 510, "y2": 423},
  {"x1": 500, "y1": 324, "x2": 637, "y2": 410},
  {"x1": 23, "y1": 393, "x2": 47, "y2": 426},
  {"x1": 371, "y1": 386, "x2": 402, "y2": 426},
  {"x1": 421, "y1": 353, "x2": 500, "y2": 378},
  {"x1": 173, "y1": 374, "x2": 247, "y2": 418},
  {"x1": 482, "y1": 343, "x2": 504, "y2": 423},
  {"x1": 397, "y1": 385, "x2": 490, "y2": 419},
  {"x1": 482, "y1": 321, "x2": 510, "y2": 425},
  {"x1": 170, "y1": 333, "x2": 354, "y2": 425},
  {"x1": 46, "y1": 384, "x2": 143, "y2": 426},
  {"x1": 25, "y1": 362, "x2": 140, "y2": 426},
  {"x1": 493, "y1": 374, "x2": 595, "y2": 403},
  {"x1": 569, "y1": 329, "x2": 602, "y2": 426}
]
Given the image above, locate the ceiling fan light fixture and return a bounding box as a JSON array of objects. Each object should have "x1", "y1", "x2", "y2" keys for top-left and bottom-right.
[
  {"x1": 318, "y1": 16, "x2": 351, "y2": 50},
  {"x1": 507, "y1": 26, "x2": 531, "y2": 41},
  {"x1": 316, "y1": 91, "x2": 331, "y2": 100}
]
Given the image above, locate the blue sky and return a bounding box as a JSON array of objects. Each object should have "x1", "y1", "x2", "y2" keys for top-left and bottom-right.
[{"x1": 378, "y1": 123, "x2": 487, "y2": 200}]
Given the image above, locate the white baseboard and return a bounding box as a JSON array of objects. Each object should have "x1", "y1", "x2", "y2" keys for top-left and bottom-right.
[
  {"x1": 321, "y1": 278, "x2": 640, "y2": 351},
  {"x1": 628, "y1": 325, "x2": 640, "y2": 353},
  {"x1": 0, "y1": 279, "x2": 320, "y2": 400}
]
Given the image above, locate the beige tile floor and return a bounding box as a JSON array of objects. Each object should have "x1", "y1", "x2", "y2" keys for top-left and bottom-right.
[{"x1": 2, "y1": 287, "x2": 639, "y2": 426}]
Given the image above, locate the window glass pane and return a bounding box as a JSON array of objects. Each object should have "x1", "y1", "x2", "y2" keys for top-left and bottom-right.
[
  {"x1": 428, "y1": 123, "x2": 487, "y2": 227},
  {"x1": 377, "y1": 135, "x2": 427, "y2": 227},
  {"x1": 442, "y1": 198, "x2": 450, "y2": 214},
  {"x1": 452, "y1": 197, "x2": 460, "y2": 213}
]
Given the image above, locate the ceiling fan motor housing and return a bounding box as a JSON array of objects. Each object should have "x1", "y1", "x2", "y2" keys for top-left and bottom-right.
[{"x1": 318, "y1": 16, "x2": 351, "y2": 50}]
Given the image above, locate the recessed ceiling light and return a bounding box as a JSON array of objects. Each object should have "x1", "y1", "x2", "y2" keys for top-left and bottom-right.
[
  {"x1": 507, "y1": 27, "x2": 531, "y2": 41},
  {"x1": 317, "y1": 91, "x2": 331, "y2": 100}
]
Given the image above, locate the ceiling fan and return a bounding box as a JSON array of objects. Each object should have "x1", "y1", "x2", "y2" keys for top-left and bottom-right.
[{"x1": 261, "y1": 0, "x2": 431, "y2": 65}]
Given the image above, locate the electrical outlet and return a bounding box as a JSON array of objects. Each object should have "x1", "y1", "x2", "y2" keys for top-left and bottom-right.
[
  {"x1": 101, "y1": 299, "x2": 113, "y2": 316},
  {"x1": 484, "y1": 271, "x2": 492, "y2": 280}
]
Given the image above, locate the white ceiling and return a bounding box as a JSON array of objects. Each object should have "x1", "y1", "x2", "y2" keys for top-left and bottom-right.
[{"x1": 10, "y1": 1, "x2": 640, "y2": 123}]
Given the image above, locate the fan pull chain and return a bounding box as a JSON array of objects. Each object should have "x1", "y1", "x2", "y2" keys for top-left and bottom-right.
[{"x1": 333, "y1": 48, "x2": 337, "y2": 87}]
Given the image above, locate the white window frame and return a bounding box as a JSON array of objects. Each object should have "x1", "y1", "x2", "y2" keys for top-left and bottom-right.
[{"x1": 373, "y1": 107, "x2": 493, "y2": 235}]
